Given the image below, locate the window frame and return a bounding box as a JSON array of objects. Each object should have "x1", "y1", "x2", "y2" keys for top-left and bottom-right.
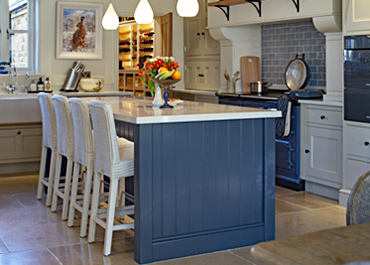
[{"x1": 0, "y1": 0, "x2": 35, "y2": 73}]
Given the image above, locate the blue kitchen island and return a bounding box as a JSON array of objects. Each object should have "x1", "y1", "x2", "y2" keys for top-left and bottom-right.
[{"x1": 84, "y1": 97, "x2": 281, "y2": 264}]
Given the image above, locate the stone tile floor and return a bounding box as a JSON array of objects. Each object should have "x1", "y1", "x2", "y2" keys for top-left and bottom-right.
[{"x1": 0, "y1": 173, "x2": 346, "y2": 265}]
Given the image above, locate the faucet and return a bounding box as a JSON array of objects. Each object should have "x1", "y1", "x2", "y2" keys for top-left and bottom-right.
[
  {"x1": 4, "y1": 63, "x2": 17, "y2": 94},
  {"x1": 24, "y1": 72, "x2": 30, "y2": 93}
]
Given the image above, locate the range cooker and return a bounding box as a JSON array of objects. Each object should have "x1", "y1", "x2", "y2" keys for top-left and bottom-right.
[{"x1": 218, "y1": 92, "x2": 304, "y2": 191}]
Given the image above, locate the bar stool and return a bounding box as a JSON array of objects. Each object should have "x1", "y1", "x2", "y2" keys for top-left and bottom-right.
[
  {"x1": 51, "y1": 95, "x2": 75, "y2": 220},
  {"x1": 67, "y1": 98, "x2": 95, "y2": 237},
  {"x1": 37, "y1": 93, "x2": 57, "y2": 206},
  {"x1": 87, "y1": 100, "x2": 134, "y2": 256}
]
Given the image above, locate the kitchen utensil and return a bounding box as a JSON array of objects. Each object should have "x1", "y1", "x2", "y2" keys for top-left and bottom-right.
[
  {"x1": 61, "y1": 61, "x2": 85, "y2": 91},
  {"x1": 224, "y1": 70, "x2": 230, "y2": 82},
  {"x1": 285, "y1": 54, "x2": 309, "y2": 90},
  {"x1": 232, "y1": 71, "x2": 240, "y2": 82},
  {"x1": 241, "y1": 56, "x2": 261, "y2": 94},
  {"x1": 250, "y1": 81, "x2": 272, "y2": 94}
]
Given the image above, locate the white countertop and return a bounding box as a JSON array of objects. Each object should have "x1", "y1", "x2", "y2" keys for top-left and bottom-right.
[
  {"x1": 298, "y1": 98, "x2": 343, "y2": 107},
  {"x1": 83, "y1": 97, "x2": 281, "y2": 124}
]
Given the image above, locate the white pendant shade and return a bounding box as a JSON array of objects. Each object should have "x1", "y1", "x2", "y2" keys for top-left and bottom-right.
[
  {"x1": 134, "y1": 0, "x2": 154, "y2": 24},
  {"x1": 102, "y1": 3, "x2": 119, "y2": 30},
  {"x1": 177, "y1": 0, "x2": 199, "y2": 17}
]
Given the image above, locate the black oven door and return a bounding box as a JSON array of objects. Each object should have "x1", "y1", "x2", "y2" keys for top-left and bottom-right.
[
  {"x1": 344, "y1": 35, "x2": 370, "y2": 89},
  {"x1": 344, "y1": 88, "x2": 370, "y2": 123}
]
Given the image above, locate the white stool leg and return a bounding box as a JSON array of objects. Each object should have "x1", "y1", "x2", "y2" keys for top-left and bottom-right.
[
  {"x1": 88, "y1": 171, "x2": 102, "y2": 243},
  {"x1": 61, "y1": 159, "x2": 73, "y2": 220},
  {"x1": 51, "y1": 153, "x2": 62, "y2": 212},
  {"x1": 46, "y1": 150, "x2": 57, "y2": 207},
  {"x1": 37, "y1": 146, "x2": 47, "y2": 200},
  {"x1": 68, "y1": 162, "x2": 81, "y2": 227},
  {"x1": 103, "y1": 177, "x2": 119, "y2": 256},
  {"x1": 80, "y1": 166, "x2": 93, "y2": 237}
]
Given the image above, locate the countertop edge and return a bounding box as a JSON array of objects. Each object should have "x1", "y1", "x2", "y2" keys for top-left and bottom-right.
[{"x1": 114, "y1": 110, "x2": 282, "y2": 125}]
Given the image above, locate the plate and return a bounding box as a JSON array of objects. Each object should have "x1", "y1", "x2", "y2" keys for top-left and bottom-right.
[
  {"x1": 285, "y1": 58, "x2": 308, "y2": 90},
  {"x1": 168, "y1": 100, "x2": 184, "y2": 106}
]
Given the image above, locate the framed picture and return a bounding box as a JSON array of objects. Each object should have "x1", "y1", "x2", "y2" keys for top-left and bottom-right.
[{"x1": 56, "y1": 1, "x2": 103, "y2": 59}]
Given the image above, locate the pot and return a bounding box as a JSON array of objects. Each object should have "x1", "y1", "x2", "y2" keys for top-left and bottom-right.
[{"x1": 250, "y1": 81, "x2": 272, "y2": 94}]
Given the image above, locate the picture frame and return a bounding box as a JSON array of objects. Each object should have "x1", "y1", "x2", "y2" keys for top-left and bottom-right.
[{"x1": 56, "y1": 1, "x2": 103, "y2": 59}]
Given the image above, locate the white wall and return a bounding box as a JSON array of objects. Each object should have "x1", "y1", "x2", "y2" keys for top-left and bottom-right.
[{"x1": 37, "y1": 0, "x2": 184, "y2": 91}]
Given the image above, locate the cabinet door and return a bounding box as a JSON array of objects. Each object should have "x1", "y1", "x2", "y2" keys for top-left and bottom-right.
[
  {"x1": 202, "y1": 31, "x2": 220, "y2": 56},
  {"x1": 184, "y1": 17, "x2": 202, "y2": 56},
  {"x1": 202, "y1": 62, "x2": 220, "y2": 90},
  {"x1": 184, "y1": 63, "x2": 200, "y2": 89},
  {"x1": 302, "y1": 126, "x2": 342, "y2": 187},
  {"x1": 344, "y1": 0, "x2": 370, "y2": 32}
]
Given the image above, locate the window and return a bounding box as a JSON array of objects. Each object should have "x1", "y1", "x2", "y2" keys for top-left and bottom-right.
[{"x1": 0, "y1": 0, "x2": 34, "y2": 72}]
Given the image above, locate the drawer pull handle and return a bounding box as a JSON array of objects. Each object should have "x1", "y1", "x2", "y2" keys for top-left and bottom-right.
[
  {"x1": 305, "y1": 149, "x2": 310, "y2": 154},
  {"x1": 17, "y1": 131, "x2": 21, "y2": 135},
  {"x1": 365, "y1": 142, "x2": 370, "y2": 146},
  {"x1": 320, "y1": 115, "x2": 325, "y2": 120}
]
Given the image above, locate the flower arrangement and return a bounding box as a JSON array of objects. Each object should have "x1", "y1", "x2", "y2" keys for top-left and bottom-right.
[{"x1": 138, "y1": 56, "x2": 180, "y2": 96}]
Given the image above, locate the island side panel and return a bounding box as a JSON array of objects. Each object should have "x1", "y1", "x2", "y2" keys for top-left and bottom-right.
[{"x1": 116, "y1": 118, "x2": 276, "y2": 264}]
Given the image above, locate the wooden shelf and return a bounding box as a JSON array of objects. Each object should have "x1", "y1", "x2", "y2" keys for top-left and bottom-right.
[
  {"x1": 209, "y1": 0, "x2": 300, "y2": 21},
  {"x1": 208, "y1": 0, "x2": 261, "y2": 6},
  {"x1": 209, "y1": 0, "x2": 262, "y2": 20}
]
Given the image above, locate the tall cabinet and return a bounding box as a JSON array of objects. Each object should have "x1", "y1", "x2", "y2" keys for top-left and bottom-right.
[{"x1": 184, "y1": 0, "x2": 220, "y2": 91}]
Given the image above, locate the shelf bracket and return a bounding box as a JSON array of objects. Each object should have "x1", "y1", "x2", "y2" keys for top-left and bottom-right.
[
  {"x1": 291, "y1": 0, "x2": 300, "y2": 12},
  {"x1": 245, "y1": 0, "x2": 262, "y2": 17},
  {"x1": 214, "y1": 5, "x2": 230, "y2": 21}
]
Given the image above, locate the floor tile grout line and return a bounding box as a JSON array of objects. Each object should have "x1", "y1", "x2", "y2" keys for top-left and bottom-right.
[
  {"x1": 275, "y1": 197, "x2": 311, "y2": 210},
  {"x1": 11, "y1": 194, "x2": 28, "y2": 209},
  {"x1": 47, "y1": 248, "x2": 64, "y2": 265},
  {"x1": 227, "y1": 250, "x2": 257, "y2": 265},
  {"x1": 0, "y1": 237, "x2": 11, "y2": 254}
]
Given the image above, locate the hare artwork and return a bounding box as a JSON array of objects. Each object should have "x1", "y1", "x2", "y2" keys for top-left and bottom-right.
[{"x1": 72, "y1": 16, "x2": 87, "y2": 51}]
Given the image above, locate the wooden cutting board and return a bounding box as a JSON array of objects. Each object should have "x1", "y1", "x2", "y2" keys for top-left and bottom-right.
[{"x1": 240, "y1": 56, "x2": 261, "y2": 94}]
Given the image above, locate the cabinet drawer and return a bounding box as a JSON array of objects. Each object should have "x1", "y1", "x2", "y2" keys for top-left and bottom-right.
[
  {"x1": 346, "y1": 125, "x2": 370, "y2": 159},
  {"x1": 305, "y1": 106, "x2": 342, "y2": 127}
]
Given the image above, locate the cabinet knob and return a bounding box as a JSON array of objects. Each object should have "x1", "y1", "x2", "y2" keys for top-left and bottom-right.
[
  {"x1": 365, "y1": 142, "x2": 370, "y2": 146},
  {"x1": 17, "y1": 131, "x2": 21, "y2": 135},
  {"x1": 201, "y1": 32, "x2": 205, "y2": 35},
  {"x1": 197, "y1": 33, "x2": 200, "y2": 36},
  {"x1": 320, "y1": 115, "x2": 325, "y2": 120},
  {"x1": 305, "y1": 149, "x2": 310, "y2": 154}
]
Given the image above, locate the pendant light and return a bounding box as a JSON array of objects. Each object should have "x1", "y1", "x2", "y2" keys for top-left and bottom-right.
[
  {"x1": 134, "y1": 0, "x2": 154, "y2": 24},
  {"x1": 102, "y1": 1, "x2": 119, "y2": 30},
  {"x1": 177, "y1": 0, "x2": 199, "y2": 17}
]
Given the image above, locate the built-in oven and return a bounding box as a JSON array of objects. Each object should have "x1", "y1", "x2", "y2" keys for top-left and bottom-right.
[
  {"x1": 344, "y1": 35, "x2": 370, "y2": 123},
  {"x1": 218, "y1": 93, "x2": 304, "y2": 191}
]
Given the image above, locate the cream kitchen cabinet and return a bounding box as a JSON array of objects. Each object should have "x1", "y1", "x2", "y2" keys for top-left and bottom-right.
[
  {"x1": 0, "y1": 125, "x2": 42, "y2": 174},
  {"x1": 184, "y1": 0, "x2": 220, "y2": 57},
  {"x1": 340, "y1": 121, "x2": 370, "y2": 206},
  {"x1": 184, "y1": 0, "x2": 220, "y2": 91},
  {"x1": 300, "y1": 102, "x2": 343, "y2": 200},
  {"x1": 184, "y1": 61, "x2": 220, "y2": 91},
  {"x1": 343, "y1": 0, "x2": 370, "y2": 33}
]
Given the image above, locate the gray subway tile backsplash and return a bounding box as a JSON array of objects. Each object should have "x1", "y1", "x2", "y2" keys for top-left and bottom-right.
[{"x1": 261, "y1": 19, "x2": 326, "y2": 89}]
